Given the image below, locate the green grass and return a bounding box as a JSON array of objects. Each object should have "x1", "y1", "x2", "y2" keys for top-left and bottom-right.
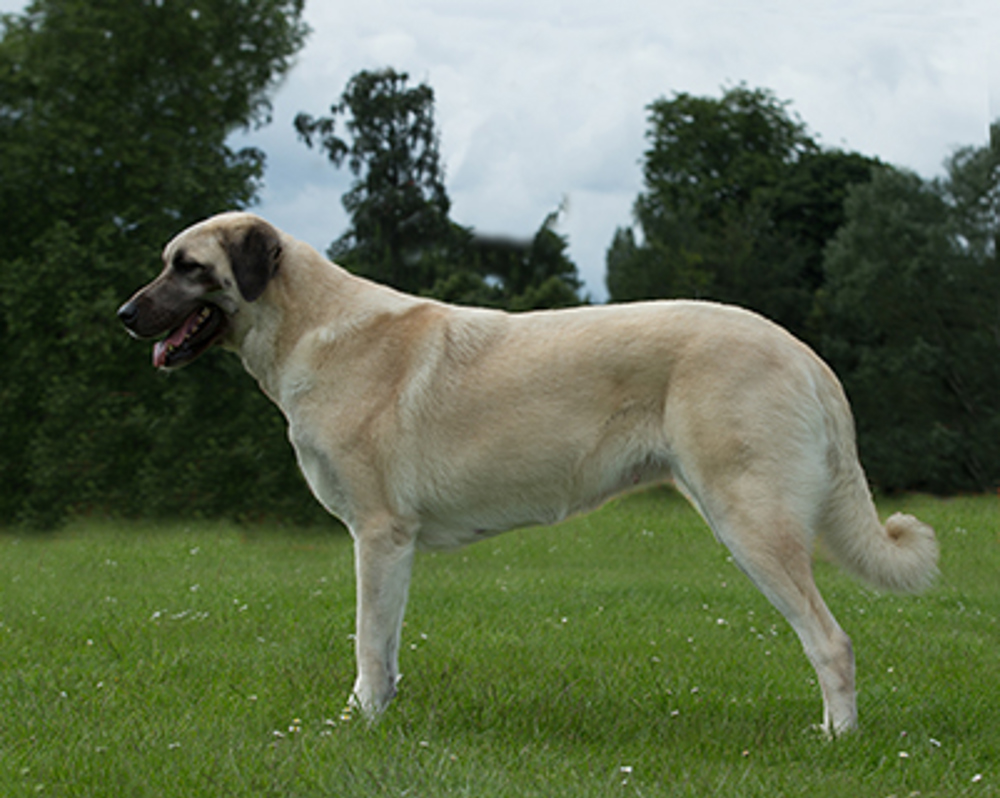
[{"x1": 1, "y1": 489, "x2": 998, "y2": 796}]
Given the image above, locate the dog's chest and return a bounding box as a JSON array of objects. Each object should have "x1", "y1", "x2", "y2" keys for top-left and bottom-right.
[{"x1": 289, "y1": 429, "x2": 353, "y2": 525}]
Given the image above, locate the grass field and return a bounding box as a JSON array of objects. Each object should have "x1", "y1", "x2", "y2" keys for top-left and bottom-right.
[{"x1": 1, "y1": 489, "x2": 997, "y2": 797}]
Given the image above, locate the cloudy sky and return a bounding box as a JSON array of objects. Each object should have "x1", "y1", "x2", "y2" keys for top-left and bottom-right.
[{"x1": 3, "y1": 0, "x2": 996, "y2": 299}]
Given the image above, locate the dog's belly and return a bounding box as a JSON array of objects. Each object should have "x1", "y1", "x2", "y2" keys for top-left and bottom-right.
[
  {"x1": 413, "y1": 486, "x2": 574, "y2": 550},
  {"x1": 413, "y1": 453, "x2": 674, "y2": 551},
  {"x1": 416, "y1": 523, "x2": 508, "y2": 551}
]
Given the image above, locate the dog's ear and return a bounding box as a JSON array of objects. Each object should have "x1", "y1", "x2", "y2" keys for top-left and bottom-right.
[{"x1": 227, "y1": 219, "x2": 282, "y2": 302}]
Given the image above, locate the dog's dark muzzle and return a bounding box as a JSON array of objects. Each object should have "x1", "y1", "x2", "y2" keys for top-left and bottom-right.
[
  {"x1": 117, "y1": 290, "x2": 227, "y2": 370},
  {"x1": 116, "y1": 288, "x2": 180, "y2": 340}
]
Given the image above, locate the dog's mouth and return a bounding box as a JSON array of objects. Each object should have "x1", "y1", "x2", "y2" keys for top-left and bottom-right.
[{"x1": 152, "y1": 304, "x2": 227, "y2": 370}]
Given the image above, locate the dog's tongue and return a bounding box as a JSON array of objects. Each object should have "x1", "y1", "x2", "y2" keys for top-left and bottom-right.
[{"x1": 152, "y1": 310, "x2": 201, "y2": 368}]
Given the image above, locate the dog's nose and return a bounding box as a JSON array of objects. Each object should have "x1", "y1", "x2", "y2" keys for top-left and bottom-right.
[{"x1": 117, "y1": 300, "x2": 139, "y2": 329}]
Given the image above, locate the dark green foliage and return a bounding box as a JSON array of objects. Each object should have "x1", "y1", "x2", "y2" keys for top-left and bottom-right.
[
  {"x1": 0, "y1": 0, "x2": 316, "y2": 527},
  {"x1": 606, "y1": 84, "x2": 880, "y2": 341},
  {"x1": 819, "y1": 133, "x2": 1000, "y2": 492},
  {"x1": 296, "y1": 68, "x2": 584, "y2": 309}
]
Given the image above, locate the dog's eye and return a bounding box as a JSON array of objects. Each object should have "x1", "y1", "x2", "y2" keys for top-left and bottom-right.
[{"x1": 174, "y1": 258, "x2": 203, "y2": 275}]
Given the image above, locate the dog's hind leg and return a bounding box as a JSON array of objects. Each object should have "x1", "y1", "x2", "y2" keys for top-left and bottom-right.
[
  {"x1": 695, "y1": 489, "x2": 857, "y2": 734},
  {"x1": 348, "y1": 516, "x2": 418, "y2": 720}
]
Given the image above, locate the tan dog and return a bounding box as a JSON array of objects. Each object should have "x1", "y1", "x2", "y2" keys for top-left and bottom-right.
[{"x1": 118, "y1": 212, "x2": 938, "y2": 734}]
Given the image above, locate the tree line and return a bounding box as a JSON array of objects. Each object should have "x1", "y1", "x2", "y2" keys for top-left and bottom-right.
[{"x1": 0, "y1": 1, "x2": 996, "y2": 527}]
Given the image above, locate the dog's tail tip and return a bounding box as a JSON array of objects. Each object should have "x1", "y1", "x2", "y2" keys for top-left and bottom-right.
[{"x1": 876, "y1": 512, "x2": 939, "y2": 594}]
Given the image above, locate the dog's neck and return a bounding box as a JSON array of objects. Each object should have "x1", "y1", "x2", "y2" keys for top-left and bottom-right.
[{"x1": 234, "y1": 240, "x2": 424, "y2": 406}]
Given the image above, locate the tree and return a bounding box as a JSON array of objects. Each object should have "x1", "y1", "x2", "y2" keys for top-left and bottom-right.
[
  {"x1": 0, "y1": 0, "x2": 313, "y2": 526},
  {"x1": 296, "y1": 68, "x2": 584, "y2": 309},
  {"x1": 819, "y1": 129, "x2": 1000, "y2": 492},
  {"x1": 606, "y1": 85, "x2": 879, "y2": 340},
  {"x1": 639, "y1": 85, "x2": 815, "y2": 226},
  {"x1": 295, "y1": 68, "x2": 452, "y2": 293}
]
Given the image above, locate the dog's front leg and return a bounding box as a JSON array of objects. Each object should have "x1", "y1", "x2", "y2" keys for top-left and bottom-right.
[{"x1": 348, "y1": 518, "x2": 417, "y2": 720}]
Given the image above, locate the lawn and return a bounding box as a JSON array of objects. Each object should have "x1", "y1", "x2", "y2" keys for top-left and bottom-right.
[{"x1": 1, "y1": 490, "x2": 997, "y2": 796}]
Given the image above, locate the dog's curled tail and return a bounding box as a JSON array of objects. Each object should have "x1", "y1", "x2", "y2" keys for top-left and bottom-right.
[
  {"x1": 824, "y1": 507, "x2": 939, "y2": 594},
  {"x1": 813, "y1": 368, "x2": 939, "y2": 594}
]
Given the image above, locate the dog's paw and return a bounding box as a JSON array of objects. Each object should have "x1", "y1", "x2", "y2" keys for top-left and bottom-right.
[
  {"x1": 810, "y1": 720, "x2": 858, "y2": 739},
  {"x1": 343, "y1": 686, "x2": 387, "y2": 725}
]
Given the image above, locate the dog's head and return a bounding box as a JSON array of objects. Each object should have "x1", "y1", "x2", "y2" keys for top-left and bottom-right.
[{"x1": 117, "y1": 212, "x2": 282, "y2": 369}]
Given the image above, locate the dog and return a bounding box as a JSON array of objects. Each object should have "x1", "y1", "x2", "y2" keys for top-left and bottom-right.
[{"x1": 118, "y1": 211, "x2": 938, "y2": 734}]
